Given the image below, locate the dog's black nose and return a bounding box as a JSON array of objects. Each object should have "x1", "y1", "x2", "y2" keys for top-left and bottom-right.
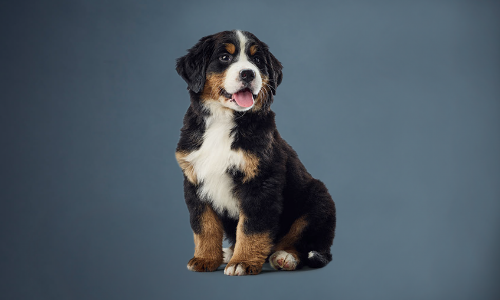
[{"x1": 240, "y1": 69, "x2": 255, "y2": 83}]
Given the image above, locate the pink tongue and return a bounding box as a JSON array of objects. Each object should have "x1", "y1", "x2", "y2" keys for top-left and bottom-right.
[{"x1": 232, "y1": 90, "x2": 254, "y2": 107}]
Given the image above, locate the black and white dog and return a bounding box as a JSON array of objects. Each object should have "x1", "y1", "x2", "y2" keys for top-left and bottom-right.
[{"x1": 175, "y1": 30, "x2": 336, "y2": 276}]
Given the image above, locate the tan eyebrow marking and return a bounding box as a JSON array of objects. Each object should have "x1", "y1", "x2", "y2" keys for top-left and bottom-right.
[
  {"x1": 249, "y1": 45, "x2": 258, "y2": 56},
  {"x1": 225, "y1": 43, "x2": 235, "y2": 54}
]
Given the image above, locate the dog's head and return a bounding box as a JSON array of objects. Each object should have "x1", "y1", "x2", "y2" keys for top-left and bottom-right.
[{"x1": 176, "y1": 30, "x2": 283, "y2": 112}]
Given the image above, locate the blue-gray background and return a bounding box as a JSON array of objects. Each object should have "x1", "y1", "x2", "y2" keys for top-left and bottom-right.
[{"x1": 1, "y1": 0, "x2": 499, "y2": 299}]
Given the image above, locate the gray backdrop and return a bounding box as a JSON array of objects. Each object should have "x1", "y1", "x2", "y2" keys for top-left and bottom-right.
[{"x1": 1, "y1": 1, "x2": 499, "y2": 299}]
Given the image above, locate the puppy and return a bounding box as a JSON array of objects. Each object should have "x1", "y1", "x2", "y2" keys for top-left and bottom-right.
[{"x1": 175, "y1": 30, "x2": 336, "y2": 276}]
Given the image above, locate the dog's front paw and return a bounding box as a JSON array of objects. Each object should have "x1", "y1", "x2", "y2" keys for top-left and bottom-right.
[
  {"x1": 224, "y1": 261, "x2": 262, "y2": 276},
  {"x1": 187, "y1": 257, "x2": 221, "y2": 272}
]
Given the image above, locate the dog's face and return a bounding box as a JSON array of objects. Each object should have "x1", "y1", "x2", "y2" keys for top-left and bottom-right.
[{"x1": 176, "y1": 30, "x2": 283, "y2": 112}]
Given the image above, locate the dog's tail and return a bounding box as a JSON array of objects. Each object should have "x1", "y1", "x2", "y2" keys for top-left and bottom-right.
[{"x1": 306, "y1": 251, "x2": 332, "y2": 268}]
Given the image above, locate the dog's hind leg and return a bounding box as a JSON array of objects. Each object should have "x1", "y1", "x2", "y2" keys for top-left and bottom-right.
[
  {"x1": 269, "y1": 215, "x2": 308, "y2": 271},
  {"x1": 298, "y1": 179, "x2": 336, "y2": 268}
]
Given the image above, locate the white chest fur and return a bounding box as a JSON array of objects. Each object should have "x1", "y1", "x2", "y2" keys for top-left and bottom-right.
[{"x1": 185, "y1": 104, "x2": 244, "y2": 219}]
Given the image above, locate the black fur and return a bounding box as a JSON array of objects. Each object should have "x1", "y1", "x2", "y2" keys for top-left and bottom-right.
[
  {"x1": 176, "y1": 30, "x2": 336, "y2": 270},
  {"x1": 176, "y1": 34, "x2": 216, "y2": 93}
]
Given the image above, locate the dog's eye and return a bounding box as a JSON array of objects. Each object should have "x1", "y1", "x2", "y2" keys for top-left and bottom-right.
[{"x1": 219, "y1": 55, "x2": 232, "y2": 62}]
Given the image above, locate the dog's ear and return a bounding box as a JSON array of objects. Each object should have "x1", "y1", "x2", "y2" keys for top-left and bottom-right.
[
  {"x1": 176, "y1": 35, "x2": 215, "y2": 94},
  {"x1": 266, "y1": 51, "x2": 283, "y2": 95}
]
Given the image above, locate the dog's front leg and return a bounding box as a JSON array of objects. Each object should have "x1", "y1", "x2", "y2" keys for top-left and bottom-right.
[
  {"x1": 186, "y1": 203, "x2": 223, "y2": 272},
  {"x1": 184, "y1": 180, "x2": 223, "y2": 272},
  {"x1": 224, "y1": 211, "x2": 274, "y2": 276}
]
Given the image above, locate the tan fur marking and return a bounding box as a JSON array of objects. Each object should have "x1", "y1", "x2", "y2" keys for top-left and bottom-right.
[
  {"x1": 175, "y1": 151, "x2": 197, "y2": 184},
  {"x1": 201, "y1": 72, "x2": 225, "y2": 101},
  {"x1": 238, "y1": 150, "x2": 259, "y2": 183},
  {"x1": 201, "y1": 72, "x2": 232, "y2": 110},
  {"x1": 225, "y1": 43, "x2": 236, "y2": 55},
  {"x1": 251, "y1": 76, "x2": 270, "y2": 112},
  {"x1": 249, "y1": 45, "x2": 258, "y2": 56},
  {"x1": 273, "y1": 216, "x2": 308, "y2": 251},
  {"x1": 226, "y1": 213, "x2": 273, "y2": 274},
  {"x1": 189, "y1": 205, "x2": 223, "y2": 272},
  {"x1": 193, "y1": 206, "x2": 223, "y2": 258}
]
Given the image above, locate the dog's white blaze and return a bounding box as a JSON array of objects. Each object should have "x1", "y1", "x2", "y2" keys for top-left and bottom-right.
[
  {"x1": 223, "y1": 30, "x2": 263, "y2": 97},
  {"x1": 185, "y1": 102, "x2": 244, "y2": 219}
]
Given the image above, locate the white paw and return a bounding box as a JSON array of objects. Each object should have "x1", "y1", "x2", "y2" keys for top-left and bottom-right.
[
  {"x1": 224, "y1": 264, "x2": 235, "y2": 275},
  {"x1": 269, "y1": 250, "x2": 298, "y2": 271},
  {"x1": 223, "y1": 264, "x2": 248, "y2": 276},
  {"x1": 223, "y1": 262, "x2": 261, "y2": 276},
  {"x1": 235, "y1": 264, "x2": 246, "y2": 276},
  {"x1": 222, "y1": 247, "x2": 234, "y2": 264}
]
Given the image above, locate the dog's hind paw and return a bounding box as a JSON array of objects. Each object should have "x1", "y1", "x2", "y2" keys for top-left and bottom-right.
[{"x1": 269, "y1": 250, "x2": 298, "y2": 271}]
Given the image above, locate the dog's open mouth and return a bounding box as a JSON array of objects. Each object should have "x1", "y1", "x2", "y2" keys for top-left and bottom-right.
[{"x1": 222, "y1": 88, "x2": 256, "y2": 108}]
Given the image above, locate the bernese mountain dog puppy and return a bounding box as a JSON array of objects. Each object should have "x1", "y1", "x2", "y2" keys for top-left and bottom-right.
[{"x1": 175, "y1": 30, "x2": 336, "y2": 276}]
